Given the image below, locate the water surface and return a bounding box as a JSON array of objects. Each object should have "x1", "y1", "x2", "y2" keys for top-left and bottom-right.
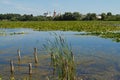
[{"x1": 0, "y1": 28, "x2": 120, "y2": 80}]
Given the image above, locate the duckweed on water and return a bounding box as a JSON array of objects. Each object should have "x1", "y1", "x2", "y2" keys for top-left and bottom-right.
[
  {"x1": 78, "y1": 31, "x2": 120, "y2": 42},
  {"x1": 0, "y1": 21, "x2": 120, "y2": 32},
  {"x1": 1, "y1": 21, "x2": 120, "y2": 42}
]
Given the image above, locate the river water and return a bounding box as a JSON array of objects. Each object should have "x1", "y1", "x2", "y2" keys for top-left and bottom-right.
[{"x1": 0, "y1": 28, "x2": 120, "y2": 80}]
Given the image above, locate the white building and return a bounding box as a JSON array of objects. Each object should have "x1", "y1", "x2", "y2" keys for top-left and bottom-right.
[{"x1": 96, "y1": 15, "x2": 102, "y2": 19}]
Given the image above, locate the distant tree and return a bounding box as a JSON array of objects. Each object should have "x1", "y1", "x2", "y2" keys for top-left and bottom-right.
[
  {"x1": 106, "y1": 12, "x2": 117, "y2": 21},
  {"x1": 90, "y1": 13, "x2": 97, "y2": 20},
  {"x1": 32, "y1": 16, "x2": 45, "y2": 21},
  {"x1": 107, "y1": 12, "x2": 112, "y2": 16},
  {"x1": 83, "y1": 13, "x2": 97, "y2": 20},
  {"x1": 63, "y1": 12, "x2": 74, "y2": 20},
  {"x1": 53, "y1": 16, "x2": 61, "y2": 21},
  {"x1": 10, "y1": 14, "x2": 21, "y2": 21},
  {"x1": 0, "y1": 14, "x2": 4, "y2": 20},
  {"x1": 73, "y1": 12, "x2": 82, "y2": 20},
  {"x1": 115, "y1": 14, "x2": 120, "y2": 21},
  {"x1": 0, "y1": 13, "x2": 20, "y2": 21},
  {"x1": 18, "y1": 14, "x2": 33, "y2": 21},
  {"x1": 0, "y1": 12, "x2": 120, "y2": 21},
  {"x1": 101, "y1": 13, "x2": 106, "y2": 20}
]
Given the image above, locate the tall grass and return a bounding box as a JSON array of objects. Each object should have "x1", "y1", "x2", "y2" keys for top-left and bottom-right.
[
  {"x1": 0, "y1": 29, "x2": 6, "y2": 36},
  {"x1": 0, "y1": 75, "x2": 2, "y2": 80},
  {"x1": 43, "y1": 33, "x2": 76, "y2": 80}
]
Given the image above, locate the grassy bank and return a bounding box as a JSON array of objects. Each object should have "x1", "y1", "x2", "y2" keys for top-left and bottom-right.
[
  {"x1": 0, "y1": 21, "x2": 120, "y2": 42},
  {"x1": 0, "y1": 21, "x2": 120, "y2": 32}
]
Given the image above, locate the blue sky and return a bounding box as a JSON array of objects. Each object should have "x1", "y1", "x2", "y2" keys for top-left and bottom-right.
[{"x1": 0, "y1": 0, "x2": 120, "y2": 15}]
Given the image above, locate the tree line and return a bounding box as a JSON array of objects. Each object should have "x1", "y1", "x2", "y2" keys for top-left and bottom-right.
[
  {"x1": 0, "y1": 14, "x2": 52, "y2": 21},
  {"x1": 0, "y1": 12, "x2": 120, "y2": 21}
]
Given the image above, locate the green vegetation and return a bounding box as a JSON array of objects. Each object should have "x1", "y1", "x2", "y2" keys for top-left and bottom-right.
[
  {"x1": 43, "y1": 34, "x2": 76, "y2": 80},
  {"x1": 0, "y1": 21, "x2": 120, "y2": 42},
  {"x1": 0, "y1": 14, "x2": 52, "y2": 21},
  {"x1": 91, "y1": 32, "x2": 120, "y2": 42},
  {"x1": 0, "y1": 19, "x2": 120, "y2": 79},
  {"x1": 0, "y1": 21, "x2": 120, "y2": 31},
  {"x1": 0, "y1": 75, "x2": 2, "y2": 80},
  {"x1": 78, "y1": 31, "x2": 120, "y2": 42},
  {"x1": 0, "y1": 12, "x2": 120, "y2": 21},
  {"x1": 0, "y1": 29, "x2": 6, "y2": 36},
  {"x1": 101, "y1": 32, "x2": 120, "y2": 42},
  {"x1": 0, "y1": 29, "x2": 26, "y2": 36}
]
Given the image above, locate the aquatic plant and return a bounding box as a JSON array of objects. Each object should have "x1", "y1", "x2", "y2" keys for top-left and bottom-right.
[
  {"x1": 0, "y1": 29, "x2": 6, "y2": 36},
  {"x1": 0, "y1": 21, "x2": 120, "y2": 32},
  {"x1": 0, "y1": 75, "x2": 2, "y2": 80},
  {"x1": 43, "y1": 33, "x2": 76, "y2": 80},
  {"x1": 78, "y1": 31, "x2": 120, "y2": 42}
]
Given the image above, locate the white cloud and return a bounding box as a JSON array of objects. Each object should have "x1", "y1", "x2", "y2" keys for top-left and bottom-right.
[{"x1": 0, "y1": 0, "x2": 41, "y2": 15}]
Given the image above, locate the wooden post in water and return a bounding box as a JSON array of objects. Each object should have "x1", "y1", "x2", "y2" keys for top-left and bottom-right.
[
  {"x1": 71, "y1": 52, "x2": 74, "y2": 61},
  {"x1": 10, "y1": 73, "x2": 15, "y2": 80},
  {"x1": 29, "y1": 63, "x2": 32, "y2": 75},
  {"x1": 10, "y1": 60, "x2": 14, "y2": 74},
  {"x1": 17, "y1": 49, "x2": 21, "y2": 63},
  {"x1": 33, "y1": 48, "x2": 38, "y2": 63}
]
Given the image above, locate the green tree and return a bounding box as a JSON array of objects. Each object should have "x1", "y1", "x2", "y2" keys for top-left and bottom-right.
[
  {"x1": 107, "y1": 12, "x2": 112, "y2": 16},
  {"x1": 73, "y1": 12, "x2": 82, "y2": 20},
  {"x1": 101, "y1": 13, "x2": 106, "y2": 20},
  {"x1": 115, "y1": 14, "x2": 120, "y2": 21},
  {"x1": 83, "y1": 13, "x2": 97, "y2": 20},
  {"x1": 63, "y1": 12, "x2": 74, "y2": 20}
]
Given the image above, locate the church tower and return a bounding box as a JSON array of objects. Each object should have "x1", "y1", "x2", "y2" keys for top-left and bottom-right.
[{"x1": 53, "y1": 10, "x2": 56, "y2": 17}]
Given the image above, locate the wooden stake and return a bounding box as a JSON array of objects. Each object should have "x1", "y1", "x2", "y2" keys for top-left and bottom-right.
[
  {"x1": 29, "y1": 63, "x2": 32, "y2": 75},
  {"x1": 10, "y1": 60, "x2": 14, "y2": 74},
  {"x1": 17, "y1": 49, "x2": 21, "y2": 62},
  {"x1": 34, "y1": 48, "x2": 38, "y2": 63},
  {"x1": 71, "y1": 52, "x2": 74, "y2": 61},
  {"x1": 10, "y1": 74, "x2": 15, "y2": 80}
]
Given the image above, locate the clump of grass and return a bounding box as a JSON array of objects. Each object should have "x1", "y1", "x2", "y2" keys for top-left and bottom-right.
[
  {"x1": 43, "y1": 33, "x2": 76, "y2": 80},
  {"x1": 0, "y1": 29, "x2": 6, "y2": 36},
  {"x1": 0, "y1": 75, "x2": 2, "y2": 80}
]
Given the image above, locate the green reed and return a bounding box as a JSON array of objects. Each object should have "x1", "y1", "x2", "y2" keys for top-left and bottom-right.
[
  {"x1": 0, "y1": 75, "x2": 2, "y2": 80},
  {"x1": 43, "y1": 34, "x2": 76, "y2": 80}
]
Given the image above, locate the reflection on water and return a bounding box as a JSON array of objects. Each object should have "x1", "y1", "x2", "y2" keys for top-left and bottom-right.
[{"x1": 0, "y1": 28, "x2": 120, "y2": 80}]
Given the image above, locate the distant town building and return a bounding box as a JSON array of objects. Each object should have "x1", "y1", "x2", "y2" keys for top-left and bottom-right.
[
  {"x1": 53, "y1": 10, "x2": 56, "y2": 17},
  {"x1": 43, "y1": 10, "x2": 61, "y2": 17},
  {"x1": 96, "y1": 15, "x2": 102, "y2": 19},
  {"x1": 57, "y1": 13, "x2": 61, "y2": 16},
  {"x1": 43, "y1": 12, "x2": 51, "y2": 17}
]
